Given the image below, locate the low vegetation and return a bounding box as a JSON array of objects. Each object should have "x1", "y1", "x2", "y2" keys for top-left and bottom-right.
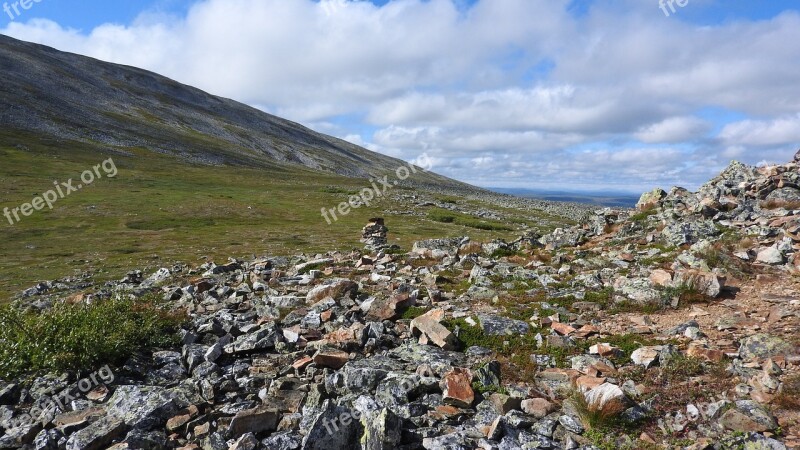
[{"x1": 0, "y1": 295, "x2": 185, "y2": 379}]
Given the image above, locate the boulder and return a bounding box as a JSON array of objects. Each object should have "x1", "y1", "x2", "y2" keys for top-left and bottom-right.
[
  {"x1": 718, "y1": 400, "x2": 778, "y2": 433},
  {"x1": 674, "y1": 270, "x2": 726, "y2": 297},
  {"x1": 441, "y1": 368, "x2": 474, "y2": 408},
  {"x1": 478, "y1": 314, "x2": 530, "y2": 336},
  {"x1": 306, "y1": 279, "x2": 358, "y2": 305},
  {"x1": 228, "y1": 405, "x2": 280, "y2": 438},
  {"x1": 756, "y1": 247, "x2": 785, "y2": 265},
  {"x1": 584, "y1": 383, "x2": 631, "y2": 414},
  {"x1": 636, "y1": 188, "x2": 666, "y2": 211},
  {"x1": 521, "y1": 398, "x2": 556, "y2": 419},
  {"x1": 739, "y1": 334, "x2": 793, "y2": 360},
  {"x1": 365, "y1": 292, "x2": 415, "y2": 322},
  {"x1": 313, "y1": 348, "x2": 350, "y2": 369},
  {"x1": 410, "y1": 309, "x2": 458, "y2": 350},
  {"x1": 631, "y1": 347, "x2": 661, "y2": 368}
]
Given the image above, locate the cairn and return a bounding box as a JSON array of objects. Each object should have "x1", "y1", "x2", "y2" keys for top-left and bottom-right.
[{"x1": 361, "y1": 218, "x2": 388, "y2": 251}]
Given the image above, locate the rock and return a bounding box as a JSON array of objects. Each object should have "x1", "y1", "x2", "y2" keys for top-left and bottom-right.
[
  {"x1": 478, "y1": 314, "x2": 530, "y2": 336},
  {"x1": 64, "y1": 417, "x2": 126, "y2": 450},
  {"x1": 301, "y1": 400, "x2": 359, "y2": 450},
  {"x1": 674, "y1": 270, "x2": 726, "y2": 298},
  {"x1": 551, "y1": 322, "x2": 576, "y2": 336},
  {"x1": 313, "y1": 348, "x2": 350, "y2": 369},
  {"x1": 410, "y1": 309, "x2": 458, "y2": 350},
  {"x1": 631, "y1": 347, "x2": 661, "y2": 368},
  {"x1": 766, "y1": 187, "x2": 800, "y2": 203},
  {"x1": 584, "y1": 383, "x2": 631, "y2": 414},
  {"x1": 718, "y1": 400, "x2": 778, "y2": 432},
  {"x1": 521, "y1": 398, "x2": 556, "y2": 419},
  {"x1": 636, "y1": 188, "x2": 666, "y2": 210},
  {"x1": 352, "y1": 396, "x2": 402, "y2": 450},
  {"x1": 228, "y1": 405, "x2": 280, "y2": 438},
  {"x1": 739, "y1": 334, "x2": 793, "y2": 360},
  {"x1": 614, "y1": 277, "x2": 661, "y2": 304},
  {"x1": 229, "y1": 433, "x2": 259, "y2": 450},
  {"x1": 422, "y1": 432, "x2": 472, "y2": 450},
  {"x1": 756, "y1": 247, "x2": 785, "y2": 265},
  {"x1": 648, "y1": 269, "x2": 672, "y2": 287},
  {"x1": 306, "y1": 279, "x2": 358, "y2": 305},
  {"x1": 662, "y1": 220, "x2": 720, "y2": 247},
  {"x1": 441, "y1": 368, "x2": 474, "y2": 408},
  {"x1": 412, "y1": 237, "x2": 467, "y2": 259},
  {"x1": 365, "y1": 292, "x2": 415, "y2": 322}
]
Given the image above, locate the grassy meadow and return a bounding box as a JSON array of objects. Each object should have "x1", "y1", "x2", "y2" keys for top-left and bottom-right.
[{"x1": 0, "y1": 133, "x2": 570, "y2": 301}]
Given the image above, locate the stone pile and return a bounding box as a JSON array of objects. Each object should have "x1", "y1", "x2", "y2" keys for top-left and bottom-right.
[
  {"x1": 360, "y1": 218, "x2": 388, "y2": 251},
  {"x1": 3, "y1": 155, "x2": 800, "y2": 449}
]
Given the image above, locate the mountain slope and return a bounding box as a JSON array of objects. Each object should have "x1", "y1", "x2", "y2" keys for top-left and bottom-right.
[{"x1": 0, "y1": 34, "x2": 465, "y2": 189}]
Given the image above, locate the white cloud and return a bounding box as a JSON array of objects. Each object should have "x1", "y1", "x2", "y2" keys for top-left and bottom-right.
[
  {"x1": 634, "y1": 116, "x2": 711, "y2": 144},
  {"x1": 718, "y1": 114, "x2": 800, "y2": 147}
]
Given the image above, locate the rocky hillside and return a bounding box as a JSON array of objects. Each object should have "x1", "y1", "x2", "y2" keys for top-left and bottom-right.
[
  {"x1": 0, "y1": 35, "x2": 465, "y2": 191},
  {"x1": 3, "y1": 153, "x2": 800, "y2": 449}
]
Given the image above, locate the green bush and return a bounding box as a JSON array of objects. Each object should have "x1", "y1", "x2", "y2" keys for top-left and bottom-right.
[
  {"x1": 0, "y1": 296, "x2": 185, "y2": 379},
  {"x1": 400, "y1": 306, "x2": 430, "y2": 320},
  {"x1": 428, "y1": 211, "x2": 456, "y2": 223}
]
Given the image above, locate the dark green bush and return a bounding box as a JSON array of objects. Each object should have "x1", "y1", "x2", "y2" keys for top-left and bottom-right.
[{"x1": 0, "y1": 296, "x2": 185, "y2": 379}]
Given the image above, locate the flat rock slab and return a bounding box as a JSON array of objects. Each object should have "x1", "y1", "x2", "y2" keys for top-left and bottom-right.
[{"x1": 478, "y1": 314, "x2": 530, "y2": 336}]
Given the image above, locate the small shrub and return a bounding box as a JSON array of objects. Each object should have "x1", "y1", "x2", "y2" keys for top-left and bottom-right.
[
  {"x1": 428, "y1": 211, "x2": 456, "y2": 223},
  {"x1": 0, "y1": 295, "x2": 185, "y2": 379},
  {"x1": 401, "y1": 306, "x2": 429, "y2": 320},
  {"x1": 490, "y1": 248, "x2": 522, "y2": 259},
  {"x1": 630, "y1": 207, "x2": 658, "y2": 223},
  {"x1": 660, "y1": 274, "x2": 710, "y2": 307},
  {"x1": 569, "y1": 390, "x2": 628, "y2": 431},
  {"x1": 660, "y1": 355, "x2": 705, "y2": 383}
]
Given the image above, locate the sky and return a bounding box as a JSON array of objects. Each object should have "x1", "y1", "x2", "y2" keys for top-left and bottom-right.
[{"x1": 2, "y1": 0, "x2": 799, "y2": 193}]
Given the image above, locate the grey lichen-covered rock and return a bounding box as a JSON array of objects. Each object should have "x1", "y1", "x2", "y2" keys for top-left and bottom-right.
[
  {"x1": 765, "y1": 187, "x2": 800, "y2": 203},
  {"x1": 540, "y1": 228, "x2": 586, "y2": 249},
  {"x1": 305, "y1": 278, "x2": 358, "y2": 305},
  {"x1": 719, "y1": 400, "x2": 778, "y2": 433},
  {"x1": 661, "y1": 220, "x2": 721, "y2": 246},
  {"x1": 756, "y1": 247, "x2": 785, "y2": 265},
  {"x1": 613, "y1": 277, "x2": 662, "y2": 304},
  {"x1": 64, "y1": 416, "x2": 126, "y2": 450},
  {"x1": 478, "y1": 314, "x2": 530, "y2": 336},
  {"x1": 738, "y1": 334, "x2": 793, "y2": 360},
  {"x1": 636, "y1": 188, "x2": 667, "y2": 210},
  {"x1": 412, "y1": 237, "x2": 468, "y2": 259},
  {"x1": 352, "y1": 396, "x2": 402, "y2": 450},
  {"x1": 422, "y1": 431, "x2": 473, "y2": 450},
  {"x1": 300, "y1": 400, "x2": 359, "y2": 450}
]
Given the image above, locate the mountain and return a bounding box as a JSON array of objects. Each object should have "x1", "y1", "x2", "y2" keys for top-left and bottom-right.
[{"x1": 0, "y1": 34, "x2": 469, "y2": 191}]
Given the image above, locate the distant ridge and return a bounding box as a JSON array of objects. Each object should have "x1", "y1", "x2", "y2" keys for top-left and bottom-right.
[{"x1": 0, "y1": 34, "x2": 475, "y2": 193}]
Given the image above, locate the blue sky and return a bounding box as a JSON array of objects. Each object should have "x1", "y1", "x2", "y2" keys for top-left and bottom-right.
[{"x1": 2, "y1": 0, "x2": 800, "y2": 192}]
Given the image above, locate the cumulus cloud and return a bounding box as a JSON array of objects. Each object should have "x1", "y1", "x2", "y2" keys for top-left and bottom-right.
[
  {"x1": 2, "y1": 0, "x2": 799, "y2": 191},
  {"x1": 718, "y1": 114, "x2": 800, "y2": 147},
  {"x1": 634, "y1": 117, "x2": 711, "y2": 144}
]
